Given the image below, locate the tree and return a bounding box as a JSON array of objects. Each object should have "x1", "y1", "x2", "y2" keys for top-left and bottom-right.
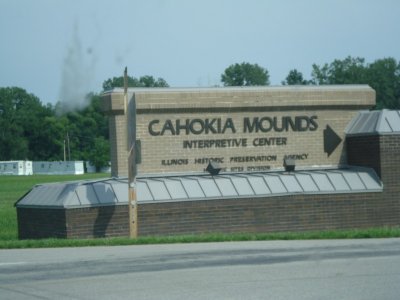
[
  {"x1": 311, "y1": 56, "x2": 400, "y2": 109},
  {"x1": 86, "y1": 136, "x2": 110, "y2": 172},
  {"x1": 0, "y1": 87, "x2": 54, "y2": 160},
  {"x1": 0, "y1": 86, "x2": 112, "y2": 168},
  {"x1": 282, "y1": 69, "x2": 310, "y2": 85},
  {"x1": 221, "y1": 62, "x2": 270, "y2": 86},
  {"x1": 34, "y1": 115, "x2": 67, "y2": 161},
  {"x1": 366, "y1": 58, "x2": 400, "y2": 109},
  {"x1": 62, "y1": 94, "x2": 110, "y2": 166},
  {"x1": 0, "y1": 88, "x2": 28, "y2": 160},
  {"x1": 138, "y1": 76, "x2": 169, "y2": 88},
  {"x1": 311, "y1": 56, "x2": 367, "y2": 85},
  {"x1": 102, "y1": 75, "x2": 169, "y2": 91}
]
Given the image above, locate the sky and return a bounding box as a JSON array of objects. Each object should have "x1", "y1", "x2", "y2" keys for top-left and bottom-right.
[{"x1": 1, "y1": 0, "x2": 400, "y2": 107}]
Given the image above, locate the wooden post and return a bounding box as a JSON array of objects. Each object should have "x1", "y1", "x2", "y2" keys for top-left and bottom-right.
[{"x1": 125, "y1": 67, "x2": 138, "y2": 238}]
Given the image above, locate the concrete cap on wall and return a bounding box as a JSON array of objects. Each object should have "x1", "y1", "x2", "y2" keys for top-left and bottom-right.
[{"x1": 102, "y1": 85, "x2": 376, "y2": 113}]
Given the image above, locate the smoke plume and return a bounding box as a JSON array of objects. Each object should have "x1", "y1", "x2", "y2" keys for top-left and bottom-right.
[{"x1": 58, "y1": 22, "x2": 96, "y2": 114}]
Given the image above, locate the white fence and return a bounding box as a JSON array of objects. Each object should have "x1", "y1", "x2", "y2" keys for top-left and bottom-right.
[
  {"x1": 32, "y1": 161, "x2": 84, "y2": 175},
  {"x1": 0, "y1": 161, "x2": 33, "y2": 175},
  {"x1": 1, "y1": 161, "x2": 111, "y2": 175}
]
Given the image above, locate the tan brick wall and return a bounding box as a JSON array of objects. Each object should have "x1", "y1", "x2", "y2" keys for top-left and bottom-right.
[
  {"x1": 103, "y1": 86, "x2": 375, "y2": 177},
  {"x1": 136, "y1": 110, "x2": 356, "y2": 174}
]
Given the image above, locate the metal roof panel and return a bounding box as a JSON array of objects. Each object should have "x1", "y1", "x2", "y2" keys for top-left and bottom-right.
[
  {"x1": 15, "y1": 167, "x2": 383, "y2": 208},
  {"x1": 230, "y1": 176, "x2": 255, "y2": 196},
  {"x1": 215, "y1": 177, "x2": 238, "y2": 197},
  {"x1": 280, "y1": 175, "x2": 303, "y2": 193},
  {"x1": 247, "y1": 176, "x2": 271, "y2": 195},
  {"x1": 346, "y1": 110, "x2": 400, "y2": 136},
  {"x1": 341, "y1": 172, "x2": 366, "y2": 190},
  {"x1": 325, "y1": 172, "x2": 351, "y2": 191},
  {"x1": 382, "y1": 110, "x2": 400, "y2": 132},
  {"x1": 357, "y1": 171, "x2": 382, "y2": 190},
  {"x1": 310, "y1": 173, "x2": 335, "y2": 192},
  {"x1": 64, "y1": 191, "x2": 81, "y2": 207},
  {"x1": 180, "y1": 178, "x2": 205, "y2": 198},
  {"x1": 263, "y1": 175, "x2": 287, "y2": 194},
  {"x1": 93, "y1": 183, "x2": 118, "y2": 204},
  {"x1": 164, "y1": 179, "x2": 188, "y2": 199},
  {"x1": 110, "y1": 181, "x2": 128, "y2": 203},
  {"x1": 136, "y1": 181, "x2": 153, "y2": 201},
  {"x1": 75, "y1": 185, "x2": 99, "y2": 206},
  {"x1": 295, "y1": 174, "x2": 319, "y2": 192},
  {"x1": 197, "y1": 177, "x2": 221, "y2": 198},
  {"x1": 146, "y1": 180, "x2": 171, "y2": 200}
]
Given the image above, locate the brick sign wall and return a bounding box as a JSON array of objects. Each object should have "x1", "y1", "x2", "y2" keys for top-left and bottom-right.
[{"x1": 103, "y1": 86, "x2": 375, "y2": 177}]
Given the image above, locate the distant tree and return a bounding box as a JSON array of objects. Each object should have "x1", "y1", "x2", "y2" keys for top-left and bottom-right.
[
  {"x1": 221, "y1": 62, "x2": 270, "y2": 86},
  {"x1": 102, "y1": 75, "x2": 169, "y2": 91},
  {"x1": 311, "y1": 56, "x2": 400, "y2": 109},
  {"x1": 0, "y1": 87, "x2": 111, "y2": 167},
  {"x1": 36, "y1": 115, "x2": 67, "y2": 160},
  {"x1": 0, "y1": 87, "x2": 54, "y2": 160},
  {"x1": 311, "y1": 56, "x2": 367, "y2": 85},
  {"x1": 86, "y1": 136, "x2": 110, "y2": 172},
  {"x1": 138, "y1": 76, "x2": 169, "y2": 88},
  {"x1": 366, "y1": 58, "x2": 400, "y2": 109},
  {"x1": 62, "y1": 94, "x2": 110, "y2": 166},
  {"x1": 310, "y1": 63, "x2": 330, "y2": 85},
  {"x1": 282, "y1": 69, "x2": 310, "y2": 85}
]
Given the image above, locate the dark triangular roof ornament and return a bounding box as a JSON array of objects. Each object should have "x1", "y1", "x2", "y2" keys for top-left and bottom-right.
[{"x1": 206, "y1": 161, "x2": 221, "y2": 176}]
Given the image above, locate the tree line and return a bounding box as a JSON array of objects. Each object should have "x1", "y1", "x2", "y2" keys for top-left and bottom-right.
[
  {"x1": 1, "y1": 56, "x2": 399, "y2": 169},
  {"x1": 222, "y1": 57, "x2": 400, "y2": 109}
]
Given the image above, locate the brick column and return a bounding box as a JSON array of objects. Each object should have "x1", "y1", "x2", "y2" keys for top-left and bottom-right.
[
  {"x1": 347, "y1": 134, "x2": 400, "y2": 226},
  {"x1": 102, "y1": 91, "x2": 128, "y2": 177},
  {"x1": 346, "y1": 135, "x2": 381, "y2": 176}
]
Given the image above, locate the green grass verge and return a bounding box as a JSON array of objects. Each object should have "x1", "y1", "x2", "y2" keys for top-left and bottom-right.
[
  {"x1": 1, "y1": 174, "x2": 400, "y2": 249},
  {"x1": 0, "y1": 173, "x2": 109, "y2": 242},
  {"x1": 1, "y1": 227, "x2": 400, "y2": 249}
]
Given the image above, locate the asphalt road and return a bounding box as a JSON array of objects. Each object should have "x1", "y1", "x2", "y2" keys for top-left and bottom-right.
[{"x1": 1, "y1": 238, "x2": 400, "y2": 299}]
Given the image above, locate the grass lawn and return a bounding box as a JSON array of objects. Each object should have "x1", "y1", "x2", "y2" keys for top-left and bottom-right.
[
  {"x1": 1, "y1": 174, "x2": 400, "y2": 249},
  {"x1": 0, "y1": 173, "x2": 109, "y2": 242}
]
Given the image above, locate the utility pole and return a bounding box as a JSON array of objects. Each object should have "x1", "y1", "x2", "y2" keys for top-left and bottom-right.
[
  {"x1": 63, "y1": 140, "x2": 66, "y2": 161},
  {"x1": 125, "y1": 67, "x2": 138, "y2": 238},
  {"x1": 66, "y1": 132, "x2": 71, "y2": 161}
]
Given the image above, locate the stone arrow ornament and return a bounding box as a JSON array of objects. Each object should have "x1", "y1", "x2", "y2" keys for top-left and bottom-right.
[{"x1": 324, "y1": 125, "x2": 342, "y2": 157}]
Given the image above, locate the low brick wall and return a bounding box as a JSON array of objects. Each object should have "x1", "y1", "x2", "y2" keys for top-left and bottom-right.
[
  {"x1": 17, "y1": 206, "x2": 129, "y2": 239},
  {"x1": 137, "y1": 192, "x2": 390, "y2": 236},
  {"x1": 17, "y1": 208, "x2": 66, "y2": 239},
  {"x1": 65, "y1": 206, "x2": 129, "y2": 239},
  {"x1": 18, "y1": 191, "x2": 388, "y2": 239}
]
